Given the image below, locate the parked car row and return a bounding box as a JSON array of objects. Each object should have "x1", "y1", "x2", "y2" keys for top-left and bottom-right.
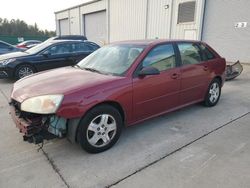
[
  {"x1": 9, "y1": 39, "x2": 226, "y2": 153},
  {"x1": 0, "y1": 35, "x2": 89, "y2": 54},
  {"x1": 16, "y1": 40, "x2": 42, "y2": 49},
  {"x1": 0, "y1": 40, "x2": 23, "y2": 55},
  {"x1": 0, "y1": 37, "x2": 99, "y2": 79}
]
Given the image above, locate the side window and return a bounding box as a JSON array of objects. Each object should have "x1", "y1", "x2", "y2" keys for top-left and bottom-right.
[
  {"x1": 47, "y1": 44, "x2": 72, "y2": 55},
  {"x1": 199, "y1": 44, "x2": 216, "y2": 60},
  {"x1": 72, "y1": 43, "x2": 91, "y2": 53},
  {"x1": 86, "y1": 44, "x2": 99, "y2": 51},
  {"x1": 177, "y1": 43, "x2": 202, "y2": 65},
  {"x1": 142, "y1": 44, "x2": 176, "y2": 72}
]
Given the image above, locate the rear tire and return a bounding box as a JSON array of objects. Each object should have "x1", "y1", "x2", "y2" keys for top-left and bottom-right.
[
  {"x1": 204, "y1": 79, "x2": 221, "y2": 107},
  {"x1": 15, "y1": 64, "x2": 35, "y2": 80},
  {"x1": 77, "y1": 105, "x2": 123, "y2": 153}
]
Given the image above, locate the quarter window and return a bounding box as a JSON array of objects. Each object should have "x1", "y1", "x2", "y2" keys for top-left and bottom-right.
[
  {"x1": 199, "y1": 44, "x2": 216, "y2": 60},
  {"x1": 178, "y1": 43, "x2": 202, "y2": 65},
  {"x1": 142, "y1": 44, "x2": 176, "y2": 72},
  {"x1": 73, "y1": 43, "x2": 91, "y2": 53}
]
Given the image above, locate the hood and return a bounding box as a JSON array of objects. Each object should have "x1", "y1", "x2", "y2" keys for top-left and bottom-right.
[
  {"x1": 11, "y1": 67, "x2": 123, "y2": 102},
  {"x1": 0, "y1": 51, "x2": 29, "y2": 61}
]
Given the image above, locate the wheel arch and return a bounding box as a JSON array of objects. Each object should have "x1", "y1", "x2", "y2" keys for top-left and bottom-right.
[
  {"x1": 14, "y1": 62, "x2": 37, "y2": 77},
  {"x1": 67, "y1": 100, "x2": 126, "y2": 143},
  {"x1": 213, "y1": 75, "x2": 222, "y2": 86}
]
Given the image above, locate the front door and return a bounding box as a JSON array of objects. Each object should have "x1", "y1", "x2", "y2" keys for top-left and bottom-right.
[
  {"x1": 133, "y1": 43, "x2": 181, "y2": 121},
  {"x1": 36, "y1": 43, "x2": 74, "y2": 71},
  {"x1": 71, "y1": 42, "x2": 94, "y2": 65}
]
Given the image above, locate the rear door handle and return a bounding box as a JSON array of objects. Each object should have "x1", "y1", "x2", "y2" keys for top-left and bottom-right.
[
  {"x1": 203, "y1": 65, "x2": 209, "y2": 71},
  {"x1": 171, "y1": 73, "x2": 179, "y2": 79}
]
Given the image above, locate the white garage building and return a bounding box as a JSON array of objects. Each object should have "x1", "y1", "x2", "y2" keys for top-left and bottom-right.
[{"x1": 55, "y1": 0, "x2": 250, "y2": 63}]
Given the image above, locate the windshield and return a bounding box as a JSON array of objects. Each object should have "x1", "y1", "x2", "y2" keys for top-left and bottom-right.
[
  {"x1": 26, "y1": 41, "x2": 52, "y2": 54},
  {"x1": 77, "y1": 44, "x2": 145, "y2": 76}
]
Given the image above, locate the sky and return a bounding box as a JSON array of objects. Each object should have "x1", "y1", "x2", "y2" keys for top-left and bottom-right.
[{"x1": 0, "y1": 0, "x2": 91, "y2": 31}]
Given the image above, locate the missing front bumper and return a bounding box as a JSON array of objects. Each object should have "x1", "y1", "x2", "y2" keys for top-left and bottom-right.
[{"x1": 10, "y1": 101, "x2": 67, "y2": 144}]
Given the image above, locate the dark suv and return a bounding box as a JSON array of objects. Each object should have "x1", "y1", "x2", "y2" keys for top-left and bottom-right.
[{"x1": 0, "y1": 40, "x2": 99, "y2": 79}]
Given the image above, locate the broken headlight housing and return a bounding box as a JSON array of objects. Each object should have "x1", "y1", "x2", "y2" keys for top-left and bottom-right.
[{"x1": 21, "y1": 95, "x2": 64, "y2": 114}]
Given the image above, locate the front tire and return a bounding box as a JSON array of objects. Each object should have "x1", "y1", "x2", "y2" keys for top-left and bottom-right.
[
  {"x1": 15, "y1": 64, "x2": 35, "y2": 80},
  {"x1": 204, "y1": 79, "x2": 221, "y2": 107},
  {"x1": 77, "y1": 105, "x2": 123, "y2": 153}
]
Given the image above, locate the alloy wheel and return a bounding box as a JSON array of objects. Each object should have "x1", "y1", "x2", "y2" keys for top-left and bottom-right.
[
  {"x1": 86, "y1": 114, "x2": 117, "y2": 148},
  {"x1": 18, "y1": 66, "x2": 34, "y2": 78},
  {"x1": 209, "y1": 82, "x2": 220, "y2": 103}
]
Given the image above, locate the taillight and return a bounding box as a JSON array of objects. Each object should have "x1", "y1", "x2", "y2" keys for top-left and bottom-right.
[{"x1": 17, "y1": 45, "x2": 26, "y2": 48}]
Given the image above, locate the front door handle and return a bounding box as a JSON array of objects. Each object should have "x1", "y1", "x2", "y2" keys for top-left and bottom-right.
[
  {"x1": 171, "y1": 73, "x2": 179, "y2": 79},
  {"x1": 203, "y1": 65, "x2": 209, "y2": 71}
]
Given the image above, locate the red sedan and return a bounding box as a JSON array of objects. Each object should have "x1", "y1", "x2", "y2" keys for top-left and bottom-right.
[{"x1": 10, "y1": 40, "x2": 226, "y2": 153}]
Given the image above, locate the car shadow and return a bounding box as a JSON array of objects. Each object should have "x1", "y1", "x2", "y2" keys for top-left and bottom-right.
[{"x1": 0, "y1": 79, "x2": 15, "y2": 85}]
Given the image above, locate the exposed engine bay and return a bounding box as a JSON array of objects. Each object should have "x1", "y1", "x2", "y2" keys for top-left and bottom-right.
[{"x1": 10, "y1": 99, "x2": 67, "y2": 145}]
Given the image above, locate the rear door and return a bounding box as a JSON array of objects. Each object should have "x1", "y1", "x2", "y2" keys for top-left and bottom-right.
[
  {"x1": 71, "y1": 42, "x2": 95, "y2": 64},
  {"x1": 177, "y1": 42, "x2": 210, "y2": 105},
  {"x1": 132, "y1": 43, "x2": 181, "y2": 121}
]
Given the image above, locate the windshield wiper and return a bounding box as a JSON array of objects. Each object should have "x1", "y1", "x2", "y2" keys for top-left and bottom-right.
[
  {"x1": 74, "y1": 64, "x2": 83, "y2": 69},
  {"x1": 83, "y1": 67, "x2": 102, "y2": 74}
]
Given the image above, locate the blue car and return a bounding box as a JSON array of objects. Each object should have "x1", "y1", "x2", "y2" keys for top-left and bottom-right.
[{"x1": 0, "y1": 40, "x2": 22, "y2": 55}]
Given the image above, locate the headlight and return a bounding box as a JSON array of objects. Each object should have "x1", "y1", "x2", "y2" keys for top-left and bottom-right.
[
  {"x1": 21, "y1": 95, "x2": 64, "y2": 114},
  {"x1": 0, "y1": 58, "x2": 16, "y2": 65}
]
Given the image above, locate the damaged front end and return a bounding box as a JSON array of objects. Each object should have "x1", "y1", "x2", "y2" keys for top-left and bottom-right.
[{"x1": 10, "y1": 99, "x2": 67, "y2": 145}]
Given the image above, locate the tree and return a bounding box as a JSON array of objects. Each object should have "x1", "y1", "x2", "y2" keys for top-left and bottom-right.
[{"x1": 0, "y1": 18, "x2": 56, "y2": 37}]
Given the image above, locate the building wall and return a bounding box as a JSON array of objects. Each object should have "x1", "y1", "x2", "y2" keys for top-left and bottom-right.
[
  {"x1": 55, "y1": 0, "x2": 205, "y2": 43},
  {"x1": 146, "y1": 0, "x2": 173, "y2": 39},
  {"x1": 171, "y1": 0, "x2": 205, "y2": 40},
  {"x1": 202, "y1": 0, "x2": 250, "y2": 63},
  {"x1": 109, "y1": 0, "x2": 148, "y2": 42},
  {"x1": 59, "y1": 18, "x2": 70, "y2": 35},
  {"x1": 80, "y1": 0, "x2": 107, "y2": 36},
  {"x1": 69, "y1": 8, "x2": 81, "y2": 35},
  {"x1": 84, "y1": 11, "x2": 107, "y2": 45},
  {"x1": 55, "y1": 11, "x2": 69, "y2": 35}
]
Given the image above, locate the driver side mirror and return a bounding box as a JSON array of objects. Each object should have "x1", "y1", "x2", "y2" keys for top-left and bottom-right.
[
  {"x1": 138, "y1": 66, "x2": 160, "y2": 77},
  {"x1": 42, "y1": 51, "x2": 51, "y2": 57}
]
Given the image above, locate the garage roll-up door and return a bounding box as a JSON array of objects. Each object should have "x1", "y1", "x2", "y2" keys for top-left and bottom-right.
[
  {"x1": 59, "y1": 18, "x2": 70, "y2": 35},
  {"x1": 84, "y1": 11, "x2": 107, "y2": 45}
]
